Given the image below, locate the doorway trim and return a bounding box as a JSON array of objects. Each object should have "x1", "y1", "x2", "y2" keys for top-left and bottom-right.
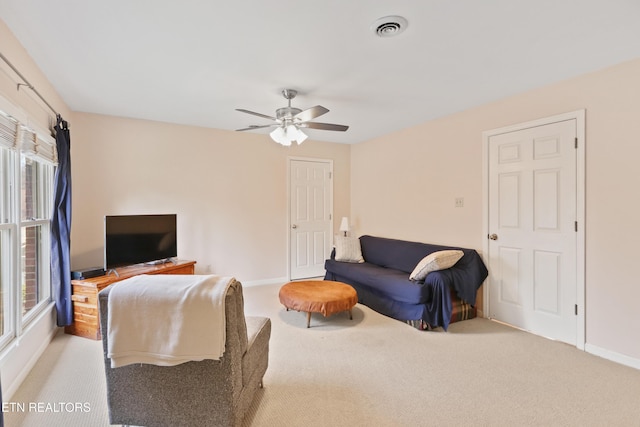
[
  {"x1": 482, "y1": 110, "x2": 586, "y2": 350},
  {"x1": 287, "y1": 156, "x2": 334, "y2": 281}
]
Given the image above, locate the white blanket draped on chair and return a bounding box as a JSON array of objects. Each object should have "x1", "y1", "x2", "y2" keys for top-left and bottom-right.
[{"x1": 107, "y1": 274, "x2": 234, "y2": 368}]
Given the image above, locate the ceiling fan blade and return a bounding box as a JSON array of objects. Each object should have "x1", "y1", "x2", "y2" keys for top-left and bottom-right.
[
  {"x1": 294, "y1": 105, "x2": 329, "y2": 122},
  {"x1": 235, "y1": 124, "x2": 276, "y2": 132},
  {"x1": 301, "y1": 122, "x2": 349, "y2": 132},
  {"x1": 236, "y1": 108, "x2": 277, "y2": 121}
]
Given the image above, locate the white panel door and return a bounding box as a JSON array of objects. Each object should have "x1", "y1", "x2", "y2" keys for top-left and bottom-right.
[
  {"x1": 289, "y1": 159, "x2": 332, "y2": 280},
  {"x1": 488, "y1": 119, "x2": 577, "y2": 344}
]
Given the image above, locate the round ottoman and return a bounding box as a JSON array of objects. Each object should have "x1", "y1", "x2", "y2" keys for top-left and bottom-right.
[{"x1": 279, "y1": 280, "x2": 358, "y2": 328}]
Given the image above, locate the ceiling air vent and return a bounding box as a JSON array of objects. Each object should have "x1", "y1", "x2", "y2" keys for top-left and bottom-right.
[{"x1": 371, "y1": 16, "x2": 408, "y2": 38}]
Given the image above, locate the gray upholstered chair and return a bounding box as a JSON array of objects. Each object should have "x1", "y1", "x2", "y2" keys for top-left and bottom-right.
[{"x1": 98, "y1": 280, "x2": 271, "y2": 427}]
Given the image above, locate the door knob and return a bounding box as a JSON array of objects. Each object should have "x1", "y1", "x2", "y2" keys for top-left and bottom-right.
[
  {"x1": 292, "y1": 224, "x2": 297, "y2": 229},
  {"x1": 489, "y1": 233, "x2": 498, "y2": 240}
]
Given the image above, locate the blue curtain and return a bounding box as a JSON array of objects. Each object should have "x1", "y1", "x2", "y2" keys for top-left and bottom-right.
[{"x1": 51, "y1": 115, "x2": 72, "y2": 326}]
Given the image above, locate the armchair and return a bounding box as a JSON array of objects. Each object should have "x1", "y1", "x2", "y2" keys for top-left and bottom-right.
[{"x1": 98, "y1": 278, "x2": 271, "y2": 426}]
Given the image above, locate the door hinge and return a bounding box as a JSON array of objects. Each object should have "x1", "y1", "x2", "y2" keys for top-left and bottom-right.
[
  {"x1": 575, "y1": 304, "x2": 578, "y2": 315},
  {"x1": 575, "y1": 137, "x2": 578, "y2": 149},
  {"x1": 328, "y1": 172, "x2": 332, "y2": 179},
  {"x1": 329, "y1": 214, "x2": 332, "y2": 220},
  {"x1": 574, "y1": 221, "x2": 578, "y2": 232}
]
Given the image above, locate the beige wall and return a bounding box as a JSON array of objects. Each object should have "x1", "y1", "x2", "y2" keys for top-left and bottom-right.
[
  {"x1": 351, "y1": 58, "x2": 640, "y2": 362},
  {"x1": 70, "y1": 113, "x2": 351, "y2": 283}
]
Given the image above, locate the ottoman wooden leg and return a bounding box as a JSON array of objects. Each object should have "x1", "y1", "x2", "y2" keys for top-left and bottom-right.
[
  {"x1": 306, "y1": 312, "x2": 311, "y2": 328},
  {"x1": 349, "y1": 309, "x2": 353, "y2": 320}
]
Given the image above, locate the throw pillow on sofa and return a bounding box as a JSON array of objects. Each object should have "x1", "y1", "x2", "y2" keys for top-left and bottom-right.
[
  {"x1": 334, "y1": 236, "x2": 365, "y2": 263},
  {"x1": 409, "y1": 250, "x2": 464, "y2": 281}
]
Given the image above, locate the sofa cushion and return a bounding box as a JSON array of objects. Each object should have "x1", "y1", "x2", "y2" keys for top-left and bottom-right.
[
  {"x1": 324, "y1": 259, "x2": 430, "y2": 304},
  {"x1": 334, "y1": 236, "x2": 364, "y2": 263},
  {"x1": 409, "y1": 250, "x2": 464, "y2": 281},
  {"x1": 359, "y1": 235, "x2": 461, "y2": 273}
]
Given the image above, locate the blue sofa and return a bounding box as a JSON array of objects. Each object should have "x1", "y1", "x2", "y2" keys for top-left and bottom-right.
[{"x1": 324, "y1": 235, "x2": 488, "y2": 330}]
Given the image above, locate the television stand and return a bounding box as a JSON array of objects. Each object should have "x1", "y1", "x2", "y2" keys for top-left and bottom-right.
[
  {"x1": 144, "y1": 258, "x2": 177, "y2": 266},
  {"x1": 64, "y1": 259, "x2": 197, "y2": 340}
]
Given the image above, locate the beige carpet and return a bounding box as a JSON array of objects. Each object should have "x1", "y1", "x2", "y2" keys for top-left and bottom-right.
[{"x1": 5, "y1": 283, "x2": 640, "y2": 426}]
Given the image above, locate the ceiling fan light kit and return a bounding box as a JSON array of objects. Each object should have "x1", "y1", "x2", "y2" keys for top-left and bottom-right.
[
  {"x1": 236, "y1": 89, "x2": 348, "y2": 146},
  {"x1": 269, "y1": 124, "x2": 308, "y2": 146}
]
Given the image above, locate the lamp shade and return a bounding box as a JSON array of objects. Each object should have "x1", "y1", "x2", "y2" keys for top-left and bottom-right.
[
  {"x1": 285, "y1": 124, "x2": 297, "y2": 136},
  {"x1": 339, "y1": 217, "x2": 349, "y2": 235},
  {"x1": 270, "y1": 127, "x2": 286, "y2": 144},
  {"x1": 296, "y1": 130, "x2": 308, "y2": 144}
]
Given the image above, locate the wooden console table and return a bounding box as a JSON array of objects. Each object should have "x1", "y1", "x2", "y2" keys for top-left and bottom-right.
[{"x1": 64, "y1": 259, "x2": 196, "y2": 340}]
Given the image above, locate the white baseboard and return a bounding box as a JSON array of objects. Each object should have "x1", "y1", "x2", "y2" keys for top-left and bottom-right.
[
  {"x1": 585, "y1": 343, "x2": 640, "y2": 371},
  {"x1": 241, "y1": 277, "x2": 288, "y2": 288},
  {"x1": 241, "y1": 275, "x2": 327, "y2": 287}
]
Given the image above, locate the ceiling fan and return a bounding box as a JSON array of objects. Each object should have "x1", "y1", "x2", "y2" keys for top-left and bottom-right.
[{"x1": 235, "y1": 89, "x2": 349, "y2": 146}]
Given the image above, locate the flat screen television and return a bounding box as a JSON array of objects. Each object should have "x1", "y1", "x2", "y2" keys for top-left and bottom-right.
[{"x1": 104, "y1": 214, "x2": 177, "y2": 270}]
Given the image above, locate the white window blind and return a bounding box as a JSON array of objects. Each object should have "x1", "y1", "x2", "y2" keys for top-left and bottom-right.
[
  {"x1": 0, "y1": 112, "x2": 18, "y2": 150},
  {"x1": 20, "y1": 126, "x2": 57, "y2": 164},
  {"x1": 0, "y1": 112, "x2": 55, "y2": 163}
]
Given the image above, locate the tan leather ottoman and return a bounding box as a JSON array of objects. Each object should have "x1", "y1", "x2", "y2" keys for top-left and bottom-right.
[{"x1": 279, "y1": 280, "x2": 358, "y2": 328}]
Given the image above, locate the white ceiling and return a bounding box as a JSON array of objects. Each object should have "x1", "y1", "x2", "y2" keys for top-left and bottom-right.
[{"x1": 1, "y1": 1, "x2": 640, "y2": 144}]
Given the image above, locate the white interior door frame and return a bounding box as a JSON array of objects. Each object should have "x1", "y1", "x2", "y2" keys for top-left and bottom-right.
[
  {"x1": 287, "y1": 156, "x2": 334, "y2": 281},
  {"x1": 482, "y1": 110, "x2": 586, "y2": 350}
]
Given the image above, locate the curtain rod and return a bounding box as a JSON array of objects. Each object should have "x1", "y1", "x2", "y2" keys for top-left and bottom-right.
[{"x1": 0, "y1": 51, "x2": 60, "y2": 117}]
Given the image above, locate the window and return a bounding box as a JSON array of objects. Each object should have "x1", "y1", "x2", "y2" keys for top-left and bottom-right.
[
  {"x1": 0, "y1": 110, "x2": 56, "y2": 348},
  {"x1": 0, "y1": 227, "x2": 12, "y2": 339},
  {"x1": 21, "y1": 156, "x2": 53, "y2": 320}
]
